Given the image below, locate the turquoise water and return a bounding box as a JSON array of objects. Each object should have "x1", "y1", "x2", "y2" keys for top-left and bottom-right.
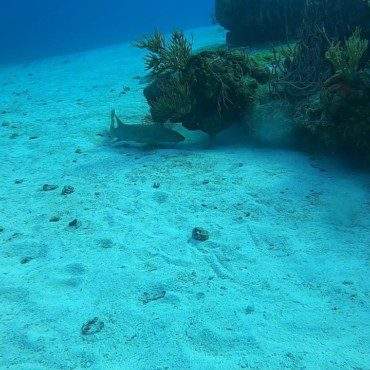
[{"x1": 0, "y1": 2, "x2": 369, "y2": 369}]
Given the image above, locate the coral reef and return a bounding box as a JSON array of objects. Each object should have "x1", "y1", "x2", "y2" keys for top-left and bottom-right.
[
  {"x1": 270, "y1": 0, "x2": 370, "y2": 100},
  {"x1": 325, "y1": 29, "x2": 368, "y2": 80},
  {"x1": 138, "y1": 31, "x2": 269, "y2": 136},
  {"x1": 289, "y1": 30, "x2": 370, "y2": 161},
  {"x1": 133, "y1": 2, "x2": 369, "y2": 161},
  {"x1": 254, "y1": 1, "x2": 370, "y2": 161}
]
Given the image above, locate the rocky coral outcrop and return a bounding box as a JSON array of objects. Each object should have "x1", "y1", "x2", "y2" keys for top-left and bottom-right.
[{"x1": 138, "y1": 31, "x2": 269, "y2": 136}]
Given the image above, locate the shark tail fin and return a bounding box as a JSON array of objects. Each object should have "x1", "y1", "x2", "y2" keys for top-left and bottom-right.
[
  {"x1": 110, "y1": 109, "x2": 116, "y2": 131},
  {"x1": 114, "y1": 112, "x2": 125, "y2": 127}
]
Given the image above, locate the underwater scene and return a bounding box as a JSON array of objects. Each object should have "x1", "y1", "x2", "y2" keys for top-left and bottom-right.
[{"x1": 0, "y1": 0, "x2": 369, "y2": 369}]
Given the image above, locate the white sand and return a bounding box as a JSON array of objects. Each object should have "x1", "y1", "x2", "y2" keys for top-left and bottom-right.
[{"x1": 0, "y1": 26, "x2": 369, "y2": 369}]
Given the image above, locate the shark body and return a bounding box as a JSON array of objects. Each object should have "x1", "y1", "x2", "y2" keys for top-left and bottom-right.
[{"x1": 110, "y1": 110, "x2": 185, "y2": 145}]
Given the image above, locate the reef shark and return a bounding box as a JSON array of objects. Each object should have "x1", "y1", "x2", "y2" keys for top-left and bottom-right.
[{"x1": 109, "y1": 110, "x2": 185, "y2": 145}]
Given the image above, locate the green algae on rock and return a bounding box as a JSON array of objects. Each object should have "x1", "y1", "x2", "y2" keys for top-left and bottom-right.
[{"x1": 137, "y1": 30, "x2": 269, "y2": 136}]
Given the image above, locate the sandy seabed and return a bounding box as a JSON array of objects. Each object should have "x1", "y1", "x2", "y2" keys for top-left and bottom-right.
[{"x1": 0, "y1": 26, "x2": 369, "y2": 369}]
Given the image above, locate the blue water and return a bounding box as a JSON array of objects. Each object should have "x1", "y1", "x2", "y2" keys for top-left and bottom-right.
[{"x1": 0, "y1": 0, "x2": 214, "y2": 63}]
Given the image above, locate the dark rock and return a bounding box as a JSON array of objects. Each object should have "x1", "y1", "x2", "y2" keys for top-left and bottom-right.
[
  {"x1": 139, "y1": 289, "x2": 166, "y2": 304},
  {"x1": 152, "y1": 182, "x2": 161, "y2": 189},
  {"x1": 20, "y1": 256, "x2": 33, "y2": 264},
  {"x1": 0, "y1": 226, "x2": 4, "y2": 233},
  {"x1": 68, "y1": 219, "x2": 81, "y2": 229},
  {"x1": 81, "y1": 317, "x2": 104, "y2": 336},
  {"x1": 14, "y1": 179, "x2": 24, "y2": 184},
  {"x1": 215, "y1": 0, "x2": 305, "y2": 46},
  {"x1": 192, "y1": 227, "x2": 210, "y2": 242},
  {"x1": 42, "y1": 184, "x2": 58, "y2": 191},
  {"x1": 61, "y1": 185, "x2": 75, "y2": 196}
]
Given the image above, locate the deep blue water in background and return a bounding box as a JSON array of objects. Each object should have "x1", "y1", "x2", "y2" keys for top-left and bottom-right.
[{"x1": 0, "y1": 0, "x2": 214, "y2": 64}]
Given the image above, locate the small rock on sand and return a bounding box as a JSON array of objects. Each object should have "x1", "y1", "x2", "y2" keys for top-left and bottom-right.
[
  {"x1": 98, "y1": 238, "x2": 114, "y2": 249},
  {"x1": 68, "y1": 219, "x2": 81, "y2": 229},
  {"x1": 61, "y1": 185, "x2": 75, "y2": 196},
  {"x1": 20, "y1": 256, "x2": 33, "y2": 264},
  {"x1": 42, "y1": 184, "x2": 58, "y2": 191},
  {"x1": 244, "y1": 305, "x2": 255, "y2": 315},
  {"x1": 139, "y1": 289, "x2": 166, "y2": 304},
  {"x1": 81, "y1": 317, "x2": 104, "y2": 336},
  {"x1": 49, "y1": 215, "x2": 61, "y2": 222},
  {"x1": 192, "y1": 227, "x2": 210, "y2": 242}
]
